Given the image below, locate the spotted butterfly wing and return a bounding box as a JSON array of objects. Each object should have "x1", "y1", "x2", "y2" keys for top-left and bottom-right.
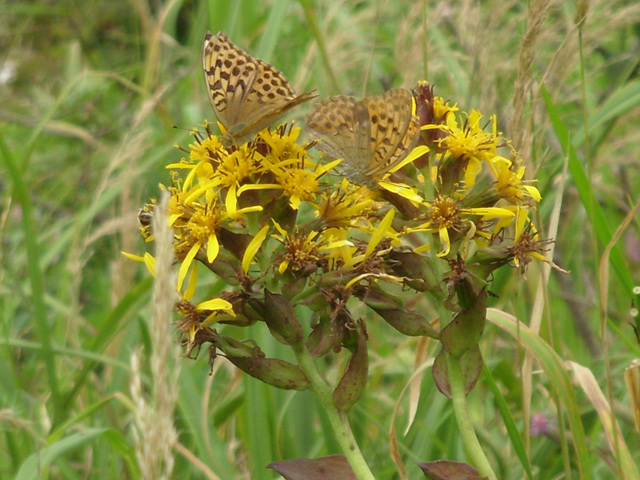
[
  {"x1": 305, "y1": 95, "x2": 370, "y2": 171},
  {"x1": 306, "y1": 88, "x2": 420, "y2": 186},
  {"x1": 360, "y1": 89, "x2": 420, "y2": 179},
  {"x1": 202, "y1": 31, "x2": 317, "y2": 147}
]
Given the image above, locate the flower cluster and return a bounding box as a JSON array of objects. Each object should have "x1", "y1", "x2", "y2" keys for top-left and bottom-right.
[{"x1": 130, "y1": 81, "x2": 553, "y2": 398}]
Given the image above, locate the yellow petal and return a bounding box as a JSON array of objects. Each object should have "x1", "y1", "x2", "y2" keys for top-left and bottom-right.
[
  {"x1": 242, "y1": 225, "x2": 270, "y2": 274},
  {"x1": 437, "y1": 226, "x2": 451, "y2": 257},
  {"x1": 196, "y1": 297, "x2": 235, "y2": 315},
  {"x1": 226, "y1": 184, "x2": 238, "y2": 217},
  {"x1": 364, "y1": 209, "x2": 394, "y2": 259},
  {"x1": 278, "y1": 259, "x2": 290, "y2": 275},
  {"x1": 207, "y1": 233, "x2": 219, "y2": 263},
  {"x1": 143, "y1": 252, "x2": 156, "y2": 277},
  {"x1": 183, "y1": 261, "x2": 198, "y2": 301},
  {"x1": 388, "y1": 145, "x2": 429, "y2": 173},
  {"x1": 121, "y1": 251, "x2": 145, "y2": 262},
  {"x1": 178, "y1": 241, "x2": 200, "y2": 291}
]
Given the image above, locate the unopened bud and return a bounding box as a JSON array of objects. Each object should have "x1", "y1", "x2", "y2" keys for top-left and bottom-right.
[
  {"x1": 263, "y1": 290, "x2": 304, "y2": 346},
  {"x1": 432, "y1": 345, "x2": 483, "y2": 398},
  {"x1": 307, "y1": 320, "x2": 343, "y2": 357},
  {"x1": 467, "y1": 247, "x2": 511, "y2": 279},
  {"x1": 361, "y1": 286, "x2": 440, "y2": 338},
  {"x1": 454, "y1": 275, "x2": 482, "y2": 310},
  {"x1": 371, "y1": 307, "x2": 440, "y2": 338},
  {"x1": 333, "y1": 323, "x2": 368, "y2": 411},
  {"x1": 441, "y1": 288, "x2": 487, "y2": 356},
  {"x1": 227, "y1": 356, "x2": 311, "y2": 391},
  {"x1": 214, "y1": 334, "x2": 263, "y2": 359},
  {"x1": 389, "y1": 251, "x2": 443, "y2": 295},
  {"x1": 199, "y1": 247, "x2": 241, "y2": 285}
]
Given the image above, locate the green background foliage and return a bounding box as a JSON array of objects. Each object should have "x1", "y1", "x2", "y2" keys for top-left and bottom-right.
[{"x1": 2, "y1": 0, "x2": 640, "y2": 478}]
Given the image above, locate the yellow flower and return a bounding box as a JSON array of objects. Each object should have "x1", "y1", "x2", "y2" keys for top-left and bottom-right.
[
  {"x1": 314, "y1": 180, "x2": 376, "y2": 229},
  {"x1": 165, "y1": 188, "x2": 227, "y2": 291},
  {"x1": 272, "y1": 221, "x2": 323, "y2": 274},
  {"x1": 430, "y1": 110, "x2": 501, "y2": 189},
  {"x1": 417, "y1": 195, "x2": 515, "y2": 257},
  {"x1": 508, "y1": 207, "x2": 558, "y2": 274},
  {"x1": 489, "y1": 156, "x2": 541, "y2": 205},
  {"x1": 432, "y1": 96, "x2": 458, "y2": 121}
]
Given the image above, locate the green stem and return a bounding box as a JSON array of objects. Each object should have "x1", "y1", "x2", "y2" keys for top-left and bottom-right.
[
  {"x1": 294, "y1": 345, "x2": 376, "y2": 480},
  {"x1": 447, "y1": 352, "x2": 497, "y2": 480}
]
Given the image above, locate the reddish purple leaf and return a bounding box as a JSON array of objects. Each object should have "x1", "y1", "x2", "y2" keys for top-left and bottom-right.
[
  {"x1": 417, "y1": 460, "x2": 487, "y2": 480},
  {"x1": 268, "y1": 455, "x2": 357, "y2": 480}
]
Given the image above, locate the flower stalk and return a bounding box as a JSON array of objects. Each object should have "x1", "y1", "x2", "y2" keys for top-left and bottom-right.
[
  {"x1": 293, "y1": 343, "x2": 376, "y2": 480},
  {"x1": 447, "y1": 351, "x2": 497, "y2": 480}
]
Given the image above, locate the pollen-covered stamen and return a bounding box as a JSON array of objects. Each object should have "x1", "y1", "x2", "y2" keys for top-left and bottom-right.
[
  {"x1": 216, "y1": 148, "x2": 255, "y2": 187},
  {"x1": 176, "y1": 300, "x2": 210, "y2": 358},
  {"x1": 434, "y1": 110, "x2": 499, "y2": 167},
  {"x1": 176, "y1": 300, "x2": 202, "y2": 334},
  {"x1": 282, "y1": 231, "x2": 322, "y2": 271},
  {"x1": 186, "y1": 208, "x2": 219, "y2": 244},
  {"x1": 277, "y1": 168, "x2": 319, "y2": 203},
  {"x1": 508, "y1": 229, "x2": 551, "y2": 274},
  {"x1": 428, "y1": 196, "x2": 461, "y2": 230}
]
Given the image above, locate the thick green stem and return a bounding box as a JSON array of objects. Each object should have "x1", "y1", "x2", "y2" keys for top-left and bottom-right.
[
  {"x1": 447, "y1": 352, "x2": 497, "y2": 480},
  {"x1": 294, "y1": 345, "x2": 376, "y2": 480}
]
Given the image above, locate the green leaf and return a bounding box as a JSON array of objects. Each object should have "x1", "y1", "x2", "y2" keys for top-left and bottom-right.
[
  {"x1": 487, "y1": 309, "x2": 592, "y2": 479},
  {"x1": 16, "y1": 429, "x2": 110, "y2": 480}
]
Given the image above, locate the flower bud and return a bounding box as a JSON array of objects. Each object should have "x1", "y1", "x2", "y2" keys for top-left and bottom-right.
[
  {"x1": 388, "y1": 251, "x2": 443, "y2": 295},
  {"x1": 281, "y1": 272, "x2": 309, "y2": 300},
  {"x1": 227, "y1": 356, "x2": 311, "y2": 391},
  {"x1": 360, "y1": 285, "x2": 401, "y2": 310},
  {"x1": 217, "y1": 227, "x2": 252, "y2": 262},
  {"x1": 262, "y1": 290, "x2": 304, "y2": 346},
  {"x1": 440, "y1": 288, "x2": 487, "y2": 356},
  {"x1": 432, "y1": 345, "x2": 483, "y2": 398},
  {"x1": 316, "y1": 268, "x2": 358, "y2": 289},
  {"x1": 453, "y1": 275, "x2": 483, "y2": 311},
  {"x1": 306, "y1": 320, "x2": 343, "y2": 357},
  {"x1": 467, "y1": 247, "x2": 511, "y2": 279},
  {"x1": 362, "y1": 286, "x2": 440, "y2": 338},
  {"x1": 333, "y1": 322, "x2": 368, "y2": 411},
  {"x1": 371, "y1": 307, "x2": 440, "y2": 338},
  {"x1": 298, "y1": 290, "x2": 329, "y2": 312},
  {"x1": 198, "y1": 249, "x2": 241, "y2": 285}
]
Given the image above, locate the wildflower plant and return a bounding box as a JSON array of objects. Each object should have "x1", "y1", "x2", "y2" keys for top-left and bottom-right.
[{"x1": 130, "y1": 61, "x2": 558, "y2": 479}]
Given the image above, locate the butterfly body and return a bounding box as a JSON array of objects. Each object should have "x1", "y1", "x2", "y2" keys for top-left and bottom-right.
[
  {"x1": 202, "y1": 31, "x2": 316, "y2": 147},
  {"x1": 306, "y1": 88, "x2": 420, "y2": 186}
]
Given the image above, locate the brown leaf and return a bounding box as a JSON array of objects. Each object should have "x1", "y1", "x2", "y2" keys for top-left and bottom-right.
[
  {"x1": 268, "y1": 455, "x2": 357, "y2": 480},
  {"x1": 417, "y1": 460, "x2": 487, "y2": 480}
]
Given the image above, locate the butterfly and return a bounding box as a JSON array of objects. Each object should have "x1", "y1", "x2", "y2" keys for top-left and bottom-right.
[
  {"x1": 202, "y1": 31, "x2": 317, "y2": 147},
  {"x1": 305, "y1": 88, "x2": 421, "y2": 186}
]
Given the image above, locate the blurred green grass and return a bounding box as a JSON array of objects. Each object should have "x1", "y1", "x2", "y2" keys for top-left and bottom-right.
[{"x1": 2, "y1": 0, "x2": 640, "y2": 479}]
